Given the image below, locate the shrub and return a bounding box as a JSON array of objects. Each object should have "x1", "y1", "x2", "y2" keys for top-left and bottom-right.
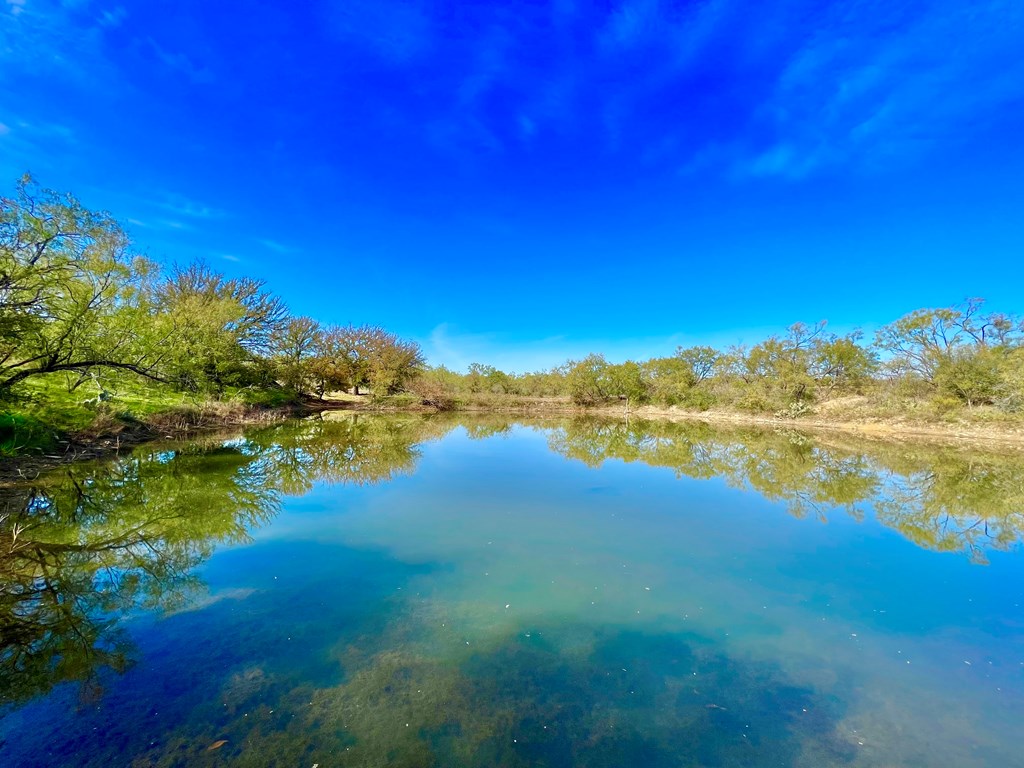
[
  {"x1": 935, "y1": 351, "x2": 1001, "y2": 407},
  {"x1": 678, "y1": 388, "x2": 717, "y2": 411}
]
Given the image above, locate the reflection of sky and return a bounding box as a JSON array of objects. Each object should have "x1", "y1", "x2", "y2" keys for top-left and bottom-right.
[
  {"x1": 3, "y1": 1, "x2": 1024, "y2": 371},
  {"x1": 4, "y1": 422, "x2": 1024, "y2": 765},
  {"x1": 203, "y1": 423, "x2": 1024, "y2": 763}
]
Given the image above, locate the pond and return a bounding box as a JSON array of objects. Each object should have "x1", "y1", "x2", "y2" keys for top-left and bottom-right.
[{"x1": 1, "y1": 414, "x2": 1023, "y2": 767}]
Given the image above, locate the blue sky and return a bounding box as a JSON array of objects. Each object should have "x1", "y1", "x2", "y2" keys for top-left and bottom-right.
[{"x1": 2, "y1": 0, "x2": 1023, "y2": 372}]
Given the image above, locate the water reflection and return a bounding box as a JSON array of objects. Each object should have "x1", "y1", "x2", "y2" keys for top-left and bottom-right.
[
  {"x1": 0, "y1": 447, "x2": 278, "y2": 707},
  {"x1": 0, "y1": 414, "x2": 454, "y2": 708},
  {"x1": 1, "y1": 414, "x2": 1023, "y2": 766},
  {"x1": 247, "y1": 412, "x2": 456, "y2": 494},
  {"x1": 546, "y1": 418, "x2": 1024, "y2": 562}
]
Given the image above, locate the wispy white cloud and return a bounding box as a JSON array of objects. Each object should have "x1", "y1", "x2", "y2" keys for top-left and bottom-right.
[
  {"x1": 131, "y1": 214, "x2": 198, "y2": 232},
  {"x1": 156, "y1": 193, "x2": 225, "y2": 219},
  {"x1": 256, "y1": 238, "x2": 296, "y2": 255},
  {"x1": 600, "y1": 0, "x2": 662, "y2": 51},
  {"x1": 144, "y1": 36, "x2": 211, "y2": 82},
  {"x1": 159, "y1": 219, "x2": 192, "y2": 231},
  {"x1": 0, "y1": 0, "x2": 115, "y2": 83},
  {"x1": 407, "y1": 0, "x2": 1024, "y2": 180},
  {"x1": 517, "y1": 114, "x2": 537, "y2": 142},
  {"x1": 743, "y1": 144, "x2": 823, "y2": 180},
  {"x1": 551, "y1": 0, "x2": 578, "y2": 25},
  {"x1": 99, "y1": 6, "x2": 126, "y2": 28},
  {"x1": 734, "y1": 0, "x2": 1024, "y2": 178},
  {"x1": 414, "y1": 0, "x2": 740, "y2": 162},
  {"x1": 121, "y1": 215, "x2": 198, "y2": 233},
  {"x1": 0, "y1": 118, "x2": 79, "y2": 177}
]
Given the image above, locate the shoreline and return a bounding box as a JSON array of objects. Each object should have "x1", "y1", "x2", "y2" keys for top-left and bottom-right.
[
  {"x1": 425, "y1": 400, "x2": 1024, "y2": 450},
  {"x1": 611, "y1": 406, "x2": 1024, "y2": 450},
  {"x1": 0, "y1": 402, "x2": 314, "y2": 485},
  {"x1": 312, "y1": 394, "x2": 1024, "y2": 449},
  {"x1": 5, "y1": 395, "x2": 1024, "y2": 482}
]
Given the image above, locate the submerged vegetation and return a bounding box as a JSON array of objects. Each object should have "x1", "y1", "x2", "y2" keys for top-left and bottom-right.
[
  {"x1": 180, "y1": 624, "x2": 853, "y2": 768},
  {"x1": 3, "y1": 414, "x2": 1023, "y2": 714},
  {"x1": 3, "y1": 414, "x2": 1023, "y2": 766}
]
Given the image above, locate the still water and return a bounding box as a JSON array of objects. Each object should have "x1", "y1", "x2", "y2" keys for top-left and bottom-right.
[{"x1": 1, "y1": 414, "x2": 1023, "y2": 767}]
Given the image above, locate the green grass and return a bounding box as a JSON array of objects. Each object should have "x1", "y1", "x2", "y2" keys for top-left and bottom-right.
[
  {"x1": 0, "y1": 373, "x2": 299, "y2": 457},
  {"x1": 370, "y1": 392, "x2": 422, "y2": 408},
  {"x1": 0, "y1": 411, "x2": 58, "y2": 456},
  {"x1": 231, "y1": 385, "x2": 301, "y2": 409},
  {"x1": 0, "y1": 374, "x2": 187, "y2": 456}
]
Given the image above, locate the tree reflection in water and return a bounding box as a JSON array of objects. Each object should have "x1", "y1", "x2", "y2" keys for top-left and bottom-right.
[
  {"x1": 0, "y1": 413, "x2": 454, "y2": 708},
  {"x1": 2, "y1": 413, "x2": 1021, "y2": 712},
  {"x1": 546, "y1": 417, "x2": 1024, "y2": 563}
]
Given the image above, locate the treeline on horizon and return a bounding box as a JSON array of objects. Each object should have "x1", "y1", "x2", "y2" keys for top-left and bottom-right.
[
  {"x1": 3, "y1": 175, "x2": 1024, "y2": 434},
  {"x1": 417, "y1": 300, "x2": 1024, "y2": 416}
]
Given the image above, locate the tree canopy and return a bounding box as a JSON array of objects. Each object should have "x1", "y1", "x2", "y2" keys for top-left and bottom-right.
[
  {"x1": 0, "y1": 177, "x2": 422, "y2": 404},
  {"x1": 4, "y1": 176, "x2": 1024, "y2": 421}
]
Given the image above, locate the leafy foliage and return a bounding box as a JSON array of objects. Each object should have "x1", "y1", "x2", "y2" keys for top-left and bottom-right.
[
  {"x1": 4, "y1": 176, "x2": 1024, "y2": 429},
  {"x1": 0, "y1": 177, "x2": 423, "y2": 450},
  {"x1": 0, "y1": 175, "x2": 164, "y2": 389},
  {"x1": 407, "y1": 302, "x2": 1021, "y2": 420}
]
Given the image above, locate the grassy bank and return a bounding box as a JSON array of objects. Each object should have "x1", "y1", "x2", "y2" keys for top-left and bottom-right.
[{"x1": 0, "y1": 373, "x2": 305, "y2": 462}]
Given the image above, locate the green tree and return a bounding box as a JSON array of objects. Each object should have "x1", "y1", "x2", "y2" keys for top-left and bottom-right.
[
  {"x1": 746, "y1": 325, "x2": 818, "y2": 403},
  {"x1": 366, "y1": 329, "x2": 425, "y2": 395},
  {"x1": 465, "y1": 363, "x2": 492, "y2": 394},
  {"x1": 605, "y1": 361, "x2": 647, "y2": 408},
  {"x1": 307, "y1": 324, "x2": 423, "y2": 397},
  {"x1": 306, "y1": 325, "x2": 357, "y2": 398},
  {"x1": 155, "y1": 262, "x2": 287, "y2": 392},
  {"x1": 465, "y1": 363, "x2": 513, "y2": 395},
  {"x1": 994, "y1": 347, "x2": 1024, "y2": 412},
  {"x1": 321, "y1": 324, "x2": 374, "y2": 395},
  {"x1": 157, "y1": 262, "x2": 287, "y2": 356},
  {"x1": 0, "y1": 176, "x2": 166, "y2": 390},
  {"x1": 676, "y1": 345, "x2": 719, "y2": 384},
  {"x1": 273, "y1": 316, "x2": 323, "y2": 394},
  {"x1": 516, "y1": 366, "x2": 568, "y2": 397},
  {"x1": 642, "y1": 356, "x2": 693, "y2": 405},
  {"x1": 566, "y1": 354, "x2": 610, "y2": 406},
  {"x1": 642, "y1": 346, "x2": 720, "y2": 406},
  {"x1": 156, "y1": 272, "x2": 245, "y2": 392},
  {"x1": 407, "y1": 365, "x2": 462, "y2": 410},
  {"x1": 874, "y1": 299, "x2": 1023, "y2": 382},
  {"x1": 810, "y1": 332, "x2": 877, "y2": 394}
]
